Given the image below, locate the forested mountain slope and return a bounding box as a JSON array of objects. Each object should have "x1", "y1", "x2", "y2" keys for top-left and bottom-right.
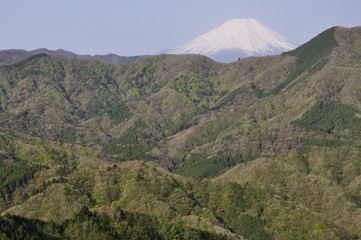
[{"x1": 0, "y1": 26, "x2": 360, "y2": 239}]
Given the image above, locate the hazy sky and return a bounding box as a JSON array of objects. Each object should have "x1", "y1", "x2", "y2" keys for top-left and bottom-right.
[{"x1": 1, "y1": 0, "x2": 360, "y2": 56}]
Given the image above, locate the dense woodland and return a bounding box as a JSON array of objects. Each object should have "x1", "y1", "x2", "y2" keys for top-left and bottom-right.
[{"x1": 0, "y1": 26, "x2": 360, "y2": 239}]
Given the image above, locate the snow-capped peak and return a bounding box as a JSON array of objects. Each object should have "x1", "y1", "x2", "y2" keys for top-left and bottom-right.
[{"x1": 167, "y1": 18, "x2": 298, "y2": 62}]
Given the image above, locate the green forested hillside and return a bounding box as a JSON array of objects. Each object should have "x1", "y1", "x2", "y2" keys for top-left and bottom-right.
[{"x1": 0, "y1": 26, "x2": 361, "y2": 239}]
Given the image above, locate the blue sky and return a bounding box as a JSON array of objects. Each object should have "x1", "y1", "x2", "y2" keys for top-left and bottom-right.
[{"x1": 1, "y1": 0, "x2": 360, "y2": 56}]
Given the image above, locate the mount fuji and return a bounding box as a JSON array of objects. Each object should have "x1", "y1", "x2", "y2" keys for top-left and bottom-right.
[{"x1": 165, "y1": 18, "x2": 298, "y2": 63}]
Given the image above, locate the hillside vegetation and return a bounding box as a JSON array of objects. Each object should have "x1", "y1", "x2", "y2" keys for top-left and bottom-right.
[{"x1": 0, "y1": 26, "x2": 361, "y2": 239}]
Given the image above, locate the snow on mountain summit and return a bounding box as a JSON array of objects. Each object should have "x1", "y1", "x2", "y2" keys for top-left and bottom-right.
[{"x1": 167, "y1": 18, "x2": 298, "y2": 62}]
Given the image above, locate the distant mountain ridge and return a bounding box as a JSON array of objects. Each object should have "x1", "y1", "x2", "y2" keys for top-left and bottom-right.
[
  {"x1": 166, "y1": 18, "x2": 298, "y2": 62},
  {"x1": 0, "y1": 48, "x2": 147, "y2": 66}
]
